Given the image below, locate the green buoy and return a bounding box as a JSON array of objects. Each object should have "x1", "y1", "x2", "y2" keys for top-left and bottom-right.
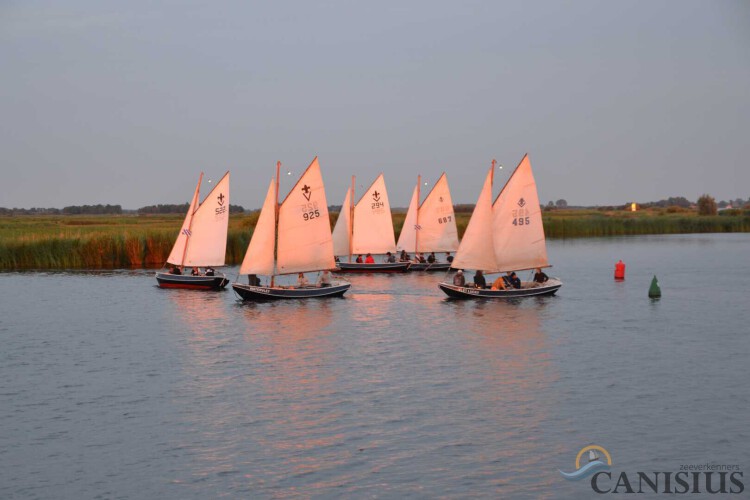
[{"x1": 649, "y1": 275, "x2": 661, "y2": 298}]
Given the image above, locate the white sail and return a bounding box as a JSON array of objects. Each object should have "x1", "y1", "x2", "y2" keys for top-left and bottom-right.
[
  {"x1": 166, "y1": 173, "x2": 202, "y2": 266},
  {"x1": 331, "y1": 187, "x2": 352, "y2": 257},
  {"x1": 181, "y1": 171, "x2": 230, "y2": 267},
  {"x1": 352, "y1": 174, "x2": 396, "y2": 255},
  {"x1": 239, "y1": 178, "x2": 277, "y2": 276},
  {"x1": 492, "y1": 154, "x2": 549, "y2": 272},
  {"x1": 451, "y1": 167, "x2": 499, "y2": 272},
  {"x1": 415, "y1": 172, "x2": 459, "y2": 252},
  {"x1": 395, "y1": 183, "x2": 419, "y2": 252},
  {"x1": 277, "y1": 157, "x2": 336, "y2": 274}
]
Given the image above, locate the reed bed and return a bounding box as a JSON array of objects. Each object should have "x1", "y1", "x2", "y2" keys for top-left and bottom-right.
[{"x1": 1, "y1": 212, "x2": 748, "y2": 270}]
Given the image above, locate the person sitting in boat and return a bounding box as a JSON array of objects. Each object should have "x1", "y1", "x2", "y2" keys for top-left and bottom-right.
[
  {"x1": 427, "y1": 252, "x2": 436, "y2": 264},
  {"x1": 453, "y1": 269, "x2": 466, "y2": 287},
  {"x1": 356, "y1": 254, "x2": 363, "y2": 263},
  {"x1": 317, "y1": 270, "x2": 332, "y2": 287},
  {"x1": 191, "y1": 267, "x2": 200, "y2": 276},
  {"x1": 205, "y1": 267, "x2": 215, "y2": 276},
  {"x1": 296, "y1": 273, "x2": 309, "y2": 287},
  {"x1": 416, "y1": 253, "x2": 426, "y2": 263},
  {"x1": 491, "y1": 275, "x2": 507, "y2": 290},
  {"x1": 335, "y1": 256, "x2": 340, "y2": 263},
  {"x1": 169, "y1": 265, "x2": 182, "y2": 275},
  {"x1": 508, "y1": 271, "x2": 521, "y2": 289},
  {"x1": 365, "y1": 253, "x2": 375, "y2": 264},
  {"x1": 399, "y1": 250, "x2": 410, "y2": 262},
  {"x1": 248, "y1": 274, "x2": 261, "y2": 286},
  {"x1": 533, "y1": 267, "x2": 549, "y2": 284},
  {"x1": 384, "y1": 252, "x2": 396, "y2": 263},
  {"x1": 445, "y1": 252, "x2": 453, "y2": 264},
  {"x1": 473, "y1": 270, "x2": 486, "y2": 289}
]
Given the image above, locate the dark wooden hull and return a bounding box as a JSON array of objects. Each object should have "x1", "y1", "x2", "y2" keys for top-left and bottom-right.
[
  {"x1": 408, "y1": 262, "x2": 452, "y2": 271},
  {"x1": 232, "y1": 282, "x2": 351, "y2": 301},
  {"x1": 155, "y1": 272, "x2": 229, "y2": 290},
  {"x1": 438, "y1": 279, "x2": 562, "y2": 299},
  {"x1": 336, "y1": 262, "x2": 411, "y2": 273}
]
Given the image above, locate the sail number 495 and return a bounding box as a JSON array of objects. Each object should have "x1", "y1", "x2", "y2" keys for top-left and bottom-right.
[{"x1": 512, "y1": 217, "x2": 531, "y2": 226}]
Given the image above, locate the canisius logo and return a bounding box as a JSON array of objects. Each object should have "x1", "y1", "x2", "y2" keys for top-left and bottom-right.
[{"x1": 560, "y1": 446, "x2": 744, "y2": 494}]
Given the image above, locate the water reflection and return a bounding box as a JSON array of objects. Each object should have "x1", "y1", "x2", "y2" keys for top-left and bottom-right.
[
  {"x1": 236, "y1": 302, "x2": 350, "y2": 486},
  {"x1": 447, "y1": 299, "x2": 559, "y2": 492}
]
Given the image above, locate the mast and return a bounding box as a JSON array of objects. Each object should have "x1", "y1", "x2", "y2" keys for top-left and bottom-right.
[
  {"x1": 271, "y1": 161, "x2": 281, "y2": 287},
  {"x1": 349, "y1": 175, "x2": 355, "y2": 263},
  {"x1": 180, "y1": 172, "x2": 203, "y2": 269},
  {"x1": 415, "y1": 174, "x2": 421, "y2": 258}
]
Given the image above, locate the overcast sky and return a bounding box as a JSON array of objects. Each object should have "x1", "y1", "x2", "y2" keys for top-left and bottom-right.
[{"x1": 1, "y1": 1, "x2": 748, "y2": 209}]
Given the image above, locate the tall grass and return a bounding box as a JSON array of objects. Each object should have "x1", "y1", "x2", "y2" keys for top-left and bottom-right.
[
  {"x1": 1, "y1": 212, "x2": 748, "y2": 270},
  {"x1": 542, "y1": 214, "x2": 750, "y2": 238}
]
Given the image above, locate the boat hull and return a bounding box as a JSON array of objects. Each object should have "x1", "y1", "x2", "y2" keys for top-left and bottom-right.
[
  {"x1": 336, "y1": 262, "x2": 411, "y2": 273},
  {"x1": 438, "y1": 279, "x2": 562, "y2": 299},
  {"x1": 155, "y1": 272, "x2": 229, "y2": 290},
  {"x1": 408, "y1": 262, "x2": 452, "y2": 271},
  {"x1": 232, "y1": 282, "x2": 351, "y2": 301}
]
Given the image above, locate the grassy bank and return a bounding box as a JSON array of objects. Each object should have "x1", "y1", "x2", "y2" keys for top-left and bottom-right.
[{"x1": 1, "y1": 210, "x2": 748, "y2": 270}]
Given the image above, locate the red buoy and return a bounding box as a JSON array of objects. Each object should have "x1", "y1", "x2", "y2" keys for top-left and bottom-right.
[{"x1": 614, "y1": 260, "x2": 625, "y2": 280}]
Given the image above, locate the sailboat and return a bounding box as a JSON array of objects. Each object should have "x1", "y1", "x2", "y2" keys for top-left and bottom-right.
[
  {"x1": 438, "y1": 154, "x2": 562, "y2": 298},
  {"x1": 332, "y1": 174, "x2": 410, "y2": 273},
  {"x1": 232, "y1": 157, "x2": 351, "y2": 300},
  {"x1": 155, "y1": 171, "x2": 231, "y2": 290},
  {"x1": 396, "y1": 172, "x2": 459, "y2": 271}
]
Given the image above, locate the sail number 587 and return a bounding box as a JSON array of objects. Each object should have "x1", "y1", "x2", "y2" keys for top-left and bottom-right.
[{"x1": 512, "y1": 217, "x2": 531, "y2": 226}]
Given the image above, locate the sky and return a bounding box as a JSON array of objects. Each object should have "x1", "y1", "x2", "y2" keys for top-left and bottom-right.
[{"x1": 1, "y1": 0, "x2": 748, "y2": 209}]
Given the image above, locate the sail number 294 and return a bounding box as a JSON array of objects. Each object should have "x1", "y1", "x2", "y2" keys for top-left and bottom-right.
[{"x1": 300, "y1": 202, "x2": 321, "y2": 221}]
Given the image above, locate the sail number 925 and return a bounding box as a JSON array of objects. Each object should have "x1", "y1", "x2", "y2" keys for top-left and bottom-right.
[
  {"x1": 512, "y1": 217, "x2": 531, "y2": 226},
  {"x1": 300, "y1": 202, "x2": 320, "y2": 221}
]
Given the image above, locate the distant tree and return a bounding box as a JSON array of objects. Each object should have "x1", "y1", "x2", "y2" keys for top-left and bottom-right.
[
  {"x1": 454, "y1": 204, "x2": 476, "y2": 213},
  {"x1": 697, "y1": 194, "x2": 717, "y2": 216},
  {"x1": 547, "y1": 201, "x2": 554, "y2": 208},
  {"x1": 62, "y1": 204, "x2": 122, "y2": 215},
  {"x1": 555, "y1": 199, "x2": 568, "y2": 208}
]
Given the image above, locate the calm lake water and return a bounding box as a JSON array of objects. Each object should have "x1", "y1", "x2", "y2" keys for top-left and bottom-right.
[{"x1": 1, "y1": 234, "x2": 749, "y2": 499}]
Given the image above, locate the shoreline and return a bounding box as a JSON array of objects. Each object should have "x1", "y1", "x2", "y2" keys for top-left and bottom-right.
[{"x1": 1, "y1": 212, "x2": 748, "y2": 270}]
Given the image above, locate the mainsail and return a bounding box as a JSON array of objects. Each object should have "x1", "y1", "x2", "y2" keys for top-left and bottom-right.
[
  {"x1": 166, "y1": 171, "x2": 230, "y2": 267},
  {"x1": 492, "y1": 154, "x2": 549, "y2": 272},
  {"x1": 276, "y1": 157, "x2": 337, "y2": 274},
  {"x1": 351, "y1": 174, "x2": 397, "y2": 255},
  {"x1": 396, "y1": 172, "x2": 459, "y2": 253}
]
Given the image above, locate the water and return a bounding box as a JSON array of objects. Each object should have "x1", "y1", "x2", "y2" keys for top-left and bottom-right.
[{"x1": 1, "y1": 234, "x2": 749, "y2": 498}]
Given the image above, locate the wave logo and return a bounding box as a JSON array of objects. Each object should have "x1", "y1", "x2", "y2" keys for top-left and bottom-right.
[{"x1": 559, "y1": 445, "x2": 612, "y2": 481}]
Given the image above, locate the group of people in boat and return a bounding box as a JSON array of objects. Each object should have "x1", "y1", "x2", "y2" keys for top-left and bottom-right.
[
  {"x1": 244, "y1": 271, "x2": 334, "y2": 289},
  {"x1": 347, "y1": 251, "x2": 453, "y2": 265},
  {"x1": 452, "y1": 268, "x2": 549, "y2": 290},
  {"x1": 169, "y1": 265, "x2": 215, "y2": 276}
]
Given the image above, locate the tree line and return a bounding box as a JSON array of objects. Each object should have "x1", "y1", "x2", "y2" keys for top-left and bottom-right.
[{"x1": 0, "y1": 203, "x2": 246, "y2": 216}]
